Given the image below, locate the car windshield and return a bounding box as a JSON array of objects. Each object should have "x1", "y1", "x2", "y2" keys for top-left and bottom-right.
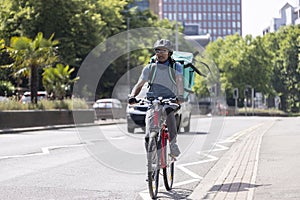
[{"x1": 97, "y1": 102, "x2": 113, "y2": 108}]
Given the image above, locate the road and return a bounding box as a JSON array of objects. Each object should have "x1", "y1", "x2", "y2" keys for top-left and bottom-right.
[{"x1": 0, "y1": 116, "x2": 275, "y2": 200}]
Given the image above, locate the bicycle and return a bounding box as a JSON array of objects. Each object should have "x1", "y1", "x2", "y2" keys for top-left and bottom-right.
[{"x1": 142, "y1": 93, "x2": 180, "y2": 199}]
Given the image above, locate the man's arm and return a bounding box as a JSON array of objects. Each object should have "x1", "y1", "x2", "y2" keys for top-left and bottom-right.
[
  {"x1": 130, "y1": 79, "x2": 147, "y2": 97},
  {"x1": 176, "y1": 74, "x2": 184, "y2": 98}
]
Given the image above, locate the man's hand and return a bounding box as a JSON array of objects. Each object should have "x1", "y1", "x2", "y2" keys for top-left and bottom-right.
[
  {"x1": 128, "y1": 96, "x2": 138, "y2": 104},
  {"x1": 176, "y1": 95, "x2": 184, "y2": 104}
]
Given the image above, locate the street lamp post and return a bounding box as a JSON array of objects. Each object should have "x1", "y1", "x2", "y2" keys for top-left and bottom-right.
[
  {"x1": 127, "y1": 17, "x2": 131, "y2": 94},
  {"x1": 175, "y1": 0, "x2": 178, "y2": 51}
]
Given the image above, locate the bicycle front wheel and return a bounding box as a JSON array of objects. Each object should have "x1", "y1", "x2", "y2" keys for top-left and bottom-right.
[
  {"x1": 147, "y1": 134, "x2": 160, "y2": 199},
  {"x1": 162, "y1": 139, "x2": 174, "y2": 191}
]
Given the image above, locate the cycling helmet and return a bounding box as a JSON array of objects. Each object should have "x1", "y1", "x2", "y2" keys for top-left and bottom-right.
[{"x1": 153, "y1": 39, "x2": 174, "y2": 53}]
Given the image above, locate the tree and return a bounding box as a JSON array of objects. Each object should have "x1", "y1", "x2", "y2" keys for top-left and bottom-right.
[
  {"x1": 271, "y1": 25, "x2": 300, "y2": 112},
  {"x1": 0, "y1": 0, "x2": 128, "y2": 67},
  {"x1": 202, "y1": 34, "x2": 274, "y2": 106},
  {"x1": 42, "y1": 64, "x2": 79, "y2": 100},
  {"x1": 6, "y1": 32, "x2": 58, "y2": 103}
]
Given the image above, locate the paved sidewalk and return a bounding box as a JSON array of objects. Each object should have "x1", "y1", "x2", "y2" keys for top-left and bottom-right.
[{"x1": 189, "y1": 119, "x2": 276, "y2": 200}]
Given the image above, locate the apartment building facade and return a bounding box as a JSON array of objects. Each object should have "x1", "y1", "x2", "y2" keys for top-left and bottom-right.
[
  {"x1": 147, "y1": 0, "x2": 242, "y2": 41},
  {"x1": 263, "y1": 1, "x2": 300, "y2": 35}
]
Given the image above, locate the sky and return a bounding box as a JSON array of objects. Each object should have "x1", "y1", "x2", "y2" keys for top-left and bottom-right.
[{"x1": 242, "y1": 0, "x2": 298, "y2": 36}]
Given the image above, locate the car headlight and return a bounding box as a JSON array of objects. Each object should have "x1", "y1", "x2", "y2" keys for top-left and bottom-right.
[{"x1": 127, "y1": 105, "x2": 135, "y2": 113}]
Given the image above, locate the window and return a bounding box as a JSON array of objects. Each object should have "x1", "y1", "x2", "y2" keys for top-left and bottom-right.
[
  {"x1": 227, "y1": 13, "x2": 231, "y2": 20},
  {"x1": 222, "y1": 13, "x2": 226, "y2": 20},
  {"x1": 193, "y1": 13, "x2": 197, "y2": 20},
  {"x1": 213, "y1": 13, "x2": 217, "y2": 20},
  {"x1": 183, "y1": 13, "x2": 187, "y2": 20},
  {"x1": 218, "y1": 13, "x2": 222, "y2": 20},
  {"x1": 232, "y1": 5, "x2": 236, "y2": 12},
  {"x1": 178, "y1": 5, "x2": 182, "y2": 11},
  {"x1": 178, "y1": 13, "x2": 182, "y2": 20},
  {"x1": 198, "y1": 13, "x2": 202, "y2": 20},
  {"x1": 232, "y1": 13, "x2": 236, "y2": 20},
  {"x1": 163, "y1": 4, "x2": 168, "y2": 12},
  {"x1": 232, "y1": 21, "x2": 236, "y2": 28},
  {"x1": 198, "y1": 4, "x2": 202, "y2": 11}
]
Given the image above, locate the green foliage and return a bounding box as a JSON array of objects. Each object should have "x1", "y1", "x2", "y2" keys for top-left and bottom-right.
[
  {"x1": 270, "y1": 25, "x2": 300, "y2": 112},
  {"x1": 5, "y1": 32, "x2": 58, "y2": 104},
  {"x1": 42, "y1": 64, "x2": 79, "y2": 100},
  {"x1": 0, "y1": 81, "x2": 15, "y2": 96},
  {"x1": 196, "y1": 25, "x2": 300, "y2": 112},
  {"x1": 0, "y1": 98, "x2": 88, "y2": 110},
  {"x1": 0, "y1": 0, "x2": 129, "y2": 67}
]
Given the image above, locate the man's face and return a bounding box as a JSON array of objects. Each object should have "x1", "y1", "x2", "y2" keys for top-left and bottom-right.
[{"x1": 155, "y1": 48, "x2": 169, "y2": 63}]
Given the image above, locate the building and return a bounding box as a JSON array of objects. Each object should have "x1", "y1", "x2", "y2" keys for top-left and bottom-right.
[
  {"x1": 263, "y1": 1, "x2": 300, "y2": 35},
  {"x1": 155, "y1": 0, "x2": 242, "y2": 41},
  {"x1": 131, "y1": 0, "x2": 242, "y2": 41},
  {"x1": 129, "y1": 0, "x2": 150, "y2": 11}
]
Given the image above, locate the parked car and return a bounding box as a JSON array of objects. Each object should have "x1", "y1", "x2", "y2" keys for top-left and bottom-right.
[
  {"x1": 93, "y1": 98, "x2": 123, "y2": 120},
  {"x1": 0, "y1": 96, "x2": 9, "y2": 102},
  {"x1": 20, "y1": 91, "x2": 47, "y2": 103},
  {"x1": 126, "y1": 84, "x2": 192, "y2": 133}
]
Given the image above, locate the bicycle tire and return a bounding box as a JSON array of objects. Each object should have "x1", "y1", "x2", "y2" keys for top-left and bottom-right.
[
  {"x1": 162, "y1": 139, "x2": 174, "y2": 191},
  {"x1": 147, "y1": 134, "x2": 160, "y2": 199}
]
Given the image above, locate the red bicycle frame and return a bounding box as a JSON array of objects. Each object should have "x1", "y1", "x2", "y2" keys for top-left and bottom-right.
[{"x1": 153, "y1": 108, "x2": 170, "y2": 169}]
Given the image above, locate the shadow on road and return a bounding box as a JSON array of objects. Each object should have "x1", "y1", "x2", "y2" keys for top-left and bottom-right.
[
  {"x1": 208, "y1": 182, "x2": 265, "y2": 192},
  {"x1": 158, "y1": 187, "x2": 193, "y2": 199}
]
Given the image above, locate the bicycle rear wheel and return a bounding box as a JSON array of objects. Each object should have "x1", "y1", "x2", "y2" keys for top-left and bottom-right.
[
  {"x1": 147, "y1": 134, "x2": 160, "y2": 199},
  {"x1": 162, "y1": 139, "x2": 174, "y2": 191}
]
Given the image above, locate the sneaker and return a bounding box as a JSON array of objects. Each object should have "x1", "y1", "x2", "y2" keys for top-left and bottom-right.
[{"x1": 170, "y1": 143, "x2": 181, "y2": 157}]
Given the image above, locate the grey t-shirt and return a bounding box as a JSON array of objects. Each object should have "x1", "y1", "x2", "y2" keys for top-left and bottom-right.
[{"x1": 140, "y1": 60, "x2": 183, "y2": 98}]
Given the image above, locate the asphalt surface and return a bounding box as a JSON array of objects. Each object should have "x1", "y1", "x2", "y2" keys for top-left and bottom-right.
[{"x1": 1, "y1": 117, "x2": 300, "y2": 200}]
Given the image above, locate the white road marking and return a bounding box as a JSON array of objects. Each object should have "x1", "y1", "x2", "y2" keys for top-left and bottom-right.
[
  {"x1": 0, "y1": 144, "x2": 85, "y2": 160},
  {"x1": 138, "y1": 122, "x2": 267, "y2": 199}
]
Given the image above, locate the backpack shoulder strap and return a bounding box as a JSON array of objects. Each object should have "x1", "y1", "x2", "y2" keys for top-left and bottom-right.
[
  {"x1": 168, "y1": 61, "x2": 177, "y2": 85},
  {"x1": 148, "y1": 63, "x2": 157, "y2": 87}
]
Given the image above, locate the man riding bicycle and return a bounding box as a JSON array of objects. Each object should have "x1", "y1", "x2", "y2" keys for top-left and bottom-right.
[{"x1": 128, "y1": 39, "x2": 184, "y2": 157}]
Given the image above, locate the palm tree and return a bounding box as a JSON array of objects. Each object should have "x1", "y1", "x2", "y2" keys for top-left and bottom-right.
[
  {"x1": 7, "y1": 32, "x2": 58, "y2": 103},
  {"x1": 42, "y1": 63, "x2": 79, "y2": 100}
]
